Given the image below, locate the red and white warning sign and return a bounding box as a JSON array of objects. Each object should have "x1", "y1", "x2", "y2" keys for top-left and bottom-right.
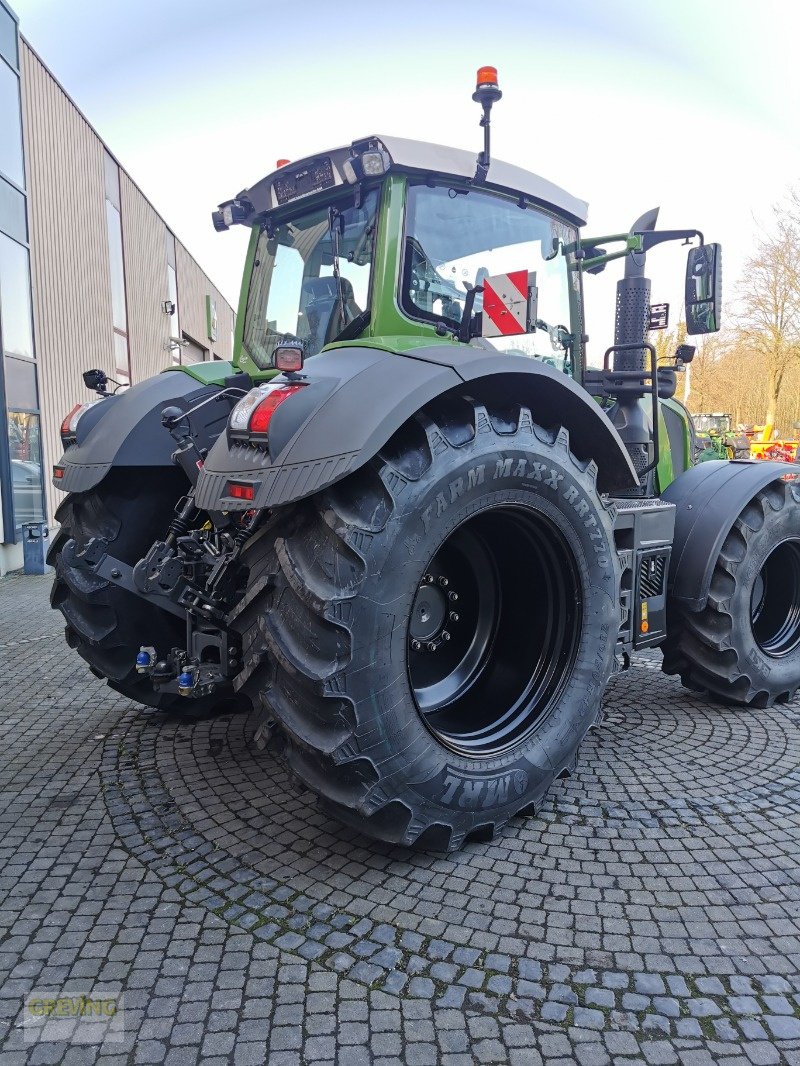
[{"x1": 481, "y1": 270, "x2": 535, "y2": 338}]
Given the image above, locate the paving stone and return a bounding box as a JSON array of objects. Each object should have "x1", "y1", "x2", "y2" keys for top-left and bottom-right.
[
  {"x1": 540, "y1": 1002, "x2": 569, "y2": 1022},
  {"x1": 573, "y1": 1008, "x2": 605, "y2": 1030},
  {"x1": 759, "y1": 976, "x2": 791, "y2": 994},
  {"x1": 652, "y1": 996, "x2": 680, "y2": 1018},
  {"x1": 585, "y1": 987, "x2": 615, "y2": 1009},
  {"x1": 635, "y1": 973, "x2": 666, "y2": 996},
  {"x1": 3, "y1": 575, "x2": 800, "y2": 1066},
  {"x1": 744, "y1": 1043, "x2": 782, "y2": 1065},
  {"x1": 688, "y1": 998, "x2": 723, "y2": 1018},
  {"x1": 764, "y1": 1015, "x2": 800, "y2": 1039},
  {"x1": 575, "y1": 1044, "x2": 610, "y2": 1066},
  {"x1": 604, "y1": 1031, "x2": 640, "y2": 1056},
  {"x1": 642, "y1": 1041, "x2": 678, "y2": 1065},
  {"x1": 728, "y1": 995, "x2": 760, "y2": 1016}
]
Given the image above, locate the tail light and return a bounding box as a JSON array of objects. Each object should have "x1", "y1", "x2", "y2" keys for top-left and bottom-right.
[
  {"x1": 226, "y1": 481, "x2": 255, "y2": 501},
  {"x1": 228, "y1": 383, "x2": 305, "y2": 442},
  {"x1": 60, "y1": 399, "x2": 103, "y2": 445}
]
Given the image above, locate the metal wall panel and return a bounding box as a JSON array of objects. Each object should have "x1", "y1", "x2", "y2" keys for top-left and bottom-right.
[
  {"x1": 119, "y1": 173, "x2": 172, "y2": 381},
  {"x1": 19, "y1": 41, "x2": 234, "y2": 525},
  {"x1": 176, "y1": 239, "x2": 234, "y2": 362},
  {"x1": 20, "y1": 42, "x2": 114, "y2": 525}
]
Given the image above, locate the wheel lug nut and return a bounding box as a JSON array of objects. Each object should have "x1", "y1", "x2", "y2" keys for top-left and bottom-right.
[
  {"x1": 441, "y1": 630, "x2": 451, "y2": 642},
  {"x1": 427, "y1": 641, "x2": 437, "y2": 652},
  {"x1": 438, "y1": 576, "x2": 448, "y2": 587},
  {"x1": 411, "y1": 639, "x2": 421, "y2": 651},
  {"x1": 449, "y1": 611, "x2": 459, "y2": 622},
  {"x1": 448, "y1": 591, "x2": 458, "y2": 602},
  {"x1": 423, "y1": 573, "x2": 434, "y2": 584}
]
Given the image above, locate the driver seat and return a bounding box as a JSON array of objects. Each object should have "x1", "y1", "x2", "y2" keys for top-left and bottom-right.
[{"x1": 301, "y1": 276, "x2": 361, "y2": 353}]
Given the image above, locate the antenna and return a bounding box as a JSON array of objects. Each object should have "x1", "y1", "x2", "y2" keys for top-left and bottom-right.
[{"x1": 472, "y1": 66, "x2": 502, "y2": 184}]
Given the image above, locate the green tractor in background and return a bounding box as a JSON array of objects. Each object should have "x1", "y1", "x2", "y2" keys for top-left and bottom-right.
[
  {"x1": 49, "y1": 69, "x2": 800, "y2": 850},
  {"x1": 694, "y1": 412, "x2": 751, "y2": 461}
]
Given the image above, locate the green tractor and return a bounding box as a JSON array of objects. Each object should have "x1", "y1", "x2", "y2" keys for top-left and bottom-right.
[
  {"x1": 50, "y1": 69, "x2": 800, "y2": 850},
  {"x1": 694, "y1": 412, "x2": 750, "y2": 461}
]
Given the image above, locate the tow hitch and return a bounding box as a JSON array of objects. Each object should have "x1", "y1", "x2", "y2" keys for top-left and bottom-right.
[
  {"x1": 134, "y1": 619, "x2": 240, "y2": 699},
  {"x1": 63, "y1": 508, "x2": 256, "y2": 699}
]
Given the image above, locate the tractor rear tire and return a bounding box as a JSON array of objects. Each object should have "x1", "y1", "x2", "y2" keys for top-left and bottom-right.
[
  {"x1": 50, "y1": 469, "x2": 192, "y2": 710},
  {"x1": 233, "y1": 397, "x2": 620, "y2": 850},
  {"x1": 662, "y1": 478, "x2": 800, "y2": 707}
]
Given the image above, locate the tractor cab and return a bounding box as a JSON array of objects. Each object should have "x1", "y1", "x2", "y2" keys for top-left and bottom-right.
[{"x1": 212, "y1": 111, "x2": 589, "y2": 383}]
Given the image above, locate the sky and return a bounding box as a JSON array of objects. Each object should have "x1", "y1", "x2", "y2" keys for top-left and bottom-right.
[{"x1": 12, "y1": 0, "x2": 800, "y2": 360}]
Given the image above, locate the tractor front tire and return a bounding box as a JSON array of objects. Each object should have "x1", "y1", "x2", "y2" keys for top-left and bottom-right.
[
  {"x1": 662, "y1": 478, "x2": 800, "y2": 706},
  {"x1": 50, "y1": 469, "x2": 191, "y2": 710},
  {"x1": 234, "y1": 398, "x2": 620, "y2": 850}
]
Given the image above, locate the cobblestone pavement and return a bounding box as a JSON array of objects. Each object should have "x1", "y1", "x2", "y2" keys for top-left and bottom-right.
[{"x1": 2, "y1": 572, "x2": 800, "y2": 1064}]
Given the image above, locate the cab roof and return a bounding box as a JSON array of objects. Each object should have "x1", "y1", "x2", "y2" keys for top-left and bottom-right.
[
  {"x1": 376, "y1": 135, "x2": 587, "y2": 225},
  {"x1": 231, "y1": 134, "x2": 588, "y2": 228}
]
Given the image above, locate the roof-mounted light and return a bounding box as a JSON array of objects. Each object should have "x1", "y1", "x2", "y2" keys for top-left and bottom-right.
[
  {"x1": 472, "y1": 65, "x2": 502, "y2": 183},
  {"x1": 476, "y1": 65, "x2": 499, "y2": 89},
  {"x1": 211, "y1": 198, "x2": 250, "y2": 232},
  {"x1": 343, "y1": 148, "x2": 391, "y2": 184}
]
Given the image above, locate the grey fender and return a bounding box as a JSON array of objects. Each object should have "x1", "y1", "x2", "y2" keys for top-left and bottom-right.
[
  {"x1": 53, "y1": 372, "x2": 231, "y2": 494},
  {"x1": 195, "y1": 343, "x2": 639, "y2": 513},
  {"x1": 662, "y1": 458, "x2": 792, "y2": 611}
]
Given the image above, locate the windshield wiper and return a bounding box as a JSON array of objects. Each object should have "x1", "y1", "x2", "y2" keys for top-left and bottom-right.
[{"x1": 328, "y1": 206, "x2": 346, "y2": 336}]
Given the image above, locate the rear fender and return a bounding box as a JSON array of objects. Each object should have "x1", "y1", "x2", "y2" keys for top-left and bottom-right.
[
  {"x1": 53, "y1": 371, "x2": 239, "y2": 494},
  {"x1": 663, "y1": 458, "x2": 792, "y2": 611},
  {"x1": 194, "y1": 344, "x2": 639, "y2": 512}
]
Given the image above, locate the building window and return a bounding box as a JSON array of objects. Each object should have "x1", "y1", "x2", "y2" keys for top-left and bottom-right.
[
  {"x1": 0, "y1": 175, "x2": 26, "y2": 244},
  {"x1": 104, "y1": 151, "x2": 130, "y2": 384},
  {"x1": 0, "y1": 232, "x2": 44, "y2": 530},
  {"x1": 0, "y1": 233, "x2": 33, "y2": 359},
  {"x1": 165, "y1": 231, "x2": 181, "y2": 363},
  {"x1": 0, "y1": 54, "x2": 23, "y2": 188},
  {"x1": 0, "y1": 4, "x2": 18, "y2": 70}
]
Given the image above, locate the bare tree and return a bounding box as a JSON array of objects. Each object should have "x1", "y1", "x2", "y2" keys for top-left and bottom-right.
[{"x1": 736, "y1": 204, "x2": 800, "y2": 431}]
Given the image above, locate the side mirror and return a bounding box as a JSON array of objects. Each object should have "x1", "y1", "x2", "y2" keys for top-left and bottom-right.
[
  {"x1": 685, "y1": 243, "x2": 722, "y2": 335},
  {"x1": 675, "y1": 343, "x2": 695, "y2": 365}
]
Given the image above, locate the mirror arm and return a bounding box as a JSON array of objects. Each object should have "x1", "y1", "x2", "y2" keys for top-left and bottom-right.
[
  {"x1": 576, "y1": 244, "x2": 638, "y2": 273},
  {"x1": 573, "y1": 229, "x2": 704, "y2": 274},
  {"x1": 566, "y1": 232, "x2": 631, "y2": 253},
  {"x1": 638, "y1": 229, "x2": 703, "y2": 253},
  {"x1": 572, "y1": 234, "x2": 642, "y2": 273}
]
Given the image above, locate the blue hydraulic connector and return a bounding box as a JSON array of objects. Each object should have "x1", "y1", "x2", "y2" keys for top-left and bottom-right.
[
  {"x1": 177, "y1": 670, "x2": 195, "y2": 696},
  {"x1": 135, "y1": 647, "x2": 155, "y2": 673}
]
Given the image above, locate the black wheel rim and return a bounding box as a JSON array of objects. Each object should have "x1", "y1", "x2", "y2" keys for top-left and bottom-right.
[
  {"x1": 751, "y1": 537, "x2": 800, "y2": 658},
  {"x1": 407, "y1": 505, "x2": 582, "y2": 758}
]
